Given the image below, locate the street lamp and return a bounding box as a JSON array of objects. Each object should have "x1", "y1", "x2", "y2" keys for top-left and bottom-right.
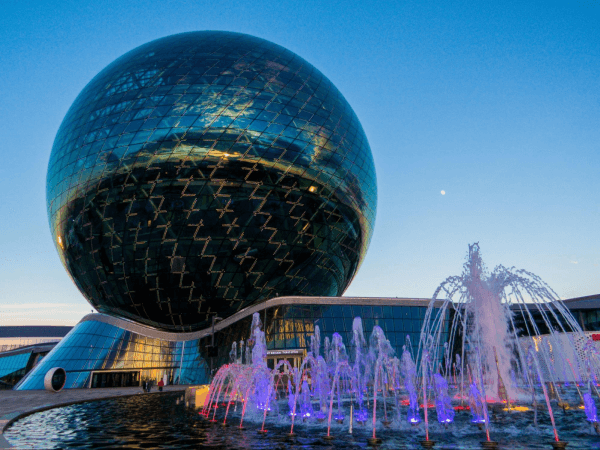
[
  {"x1": 211, "y1": 316, "x2": 223, "y2": 347},
  {"x1": 209, "y1": 316, "x2": 223, "y2": 376}
]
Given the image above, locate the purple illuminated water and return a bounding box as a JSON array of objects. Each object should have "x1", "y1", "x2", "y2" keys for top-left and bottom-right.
[{"x1": 199, "y1": 246, "x2": 600, "y2": 446}]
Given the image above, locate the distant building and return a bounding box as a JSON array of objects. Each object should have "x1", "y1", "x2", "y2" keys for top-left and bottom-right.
[
  {"x1": 0, "y1": 326, "x2": 72, "y2": 389},
  {"x1": 562, "y1": 294, "x2": 600, "y2": 331},
  {"x1": 514, "y1": 294, "x2": 600, "y2": 381},
  {"x1": 0, "y1": 326, "x2": 72, "y2": 352}
]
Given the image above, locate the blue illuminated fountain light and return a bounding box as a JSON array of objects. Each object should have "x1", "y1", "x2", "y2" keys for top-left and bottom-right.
[{"x1": 203, "y1": 245, "x2": 600, "y2": 447}]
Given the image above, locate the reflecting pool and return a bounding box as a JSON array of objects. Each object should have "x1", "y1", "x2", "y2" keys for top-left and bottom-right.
[{"x1": 4, "y1": 392, "x2": 600, "y2": 449}]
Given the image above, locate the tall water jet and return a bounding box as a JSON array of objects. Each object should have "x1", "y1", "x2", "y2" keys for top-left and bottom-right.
[
  {"x1": 433, "y1": 373, "x2": 454, "y2": 425},
  {"x1": 401, "y1": 344, "x2": 420, "y2": 424},
  {"x1": 419, "y1": 243, "x2": 587, "y2": 403},
  {"x1": 250, "y1": 313, "x2": 267, "y2": 368},
  {"x1": 352, "y1": 317, "x2": 368, "y2": 414}
]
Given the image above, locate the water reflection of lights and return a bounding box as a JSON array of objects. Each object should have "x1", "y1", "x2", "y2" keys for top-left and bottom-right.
[
  {"x1": 502, "y1": 406, "x2": 530, "y2": 412},
  {"x1": 6, "y1": 393, "x2": 599, "y2": 449}
]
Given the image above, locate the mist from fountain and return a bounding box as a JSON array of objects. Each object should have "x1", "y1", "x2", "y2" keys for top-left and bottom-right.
[
  {"x1": 416, "y1": 243, "x2": 600, "y2": 444},
  {"x1": 419, "y1": 243, "x2": 590, "y2": 395}
]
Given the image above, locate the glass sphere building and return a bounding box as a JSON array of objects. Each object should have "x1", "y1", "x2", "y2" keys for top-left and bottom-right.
[{"x1": 47, "y1": 31, "x2": 377, "y2": 332}]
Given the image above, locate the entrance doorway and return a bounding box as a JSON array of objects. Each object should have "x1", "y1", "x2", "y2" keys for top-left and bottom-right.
[
  {"x1": 266, "y1": 349, "x2": 306, "y2": 372},
  {"x1": 90, "y1": 371, "x2": 140, "y2": 388}
]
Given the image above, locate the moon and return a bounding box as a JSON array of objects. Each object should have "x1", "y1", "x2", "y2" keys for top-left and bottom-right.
[{"x1": 441, "y1": 190, "x2": 446, "y2": 195}]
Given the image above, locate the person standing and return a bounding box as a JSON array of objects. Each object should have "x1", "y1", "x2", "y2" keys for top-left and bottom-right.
[{"x1": 158, "y1": 378, "x2": 164, "y2": 392}]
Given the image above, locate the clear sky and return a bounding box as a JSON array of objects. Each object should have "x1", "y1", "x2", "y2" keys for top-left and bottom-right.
[{"x1": 1, "y1": 0, "x2": 599, "y2": 325}]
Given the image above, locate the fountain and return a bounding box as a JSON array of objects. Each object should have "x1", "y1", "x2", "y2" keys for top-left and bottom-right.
[
  {"x1": 197, "y1": 244, "x2": 600, "y2": 449},
  {"x1": 418, "y1": 243, "x2": 598, "y2": 447}
]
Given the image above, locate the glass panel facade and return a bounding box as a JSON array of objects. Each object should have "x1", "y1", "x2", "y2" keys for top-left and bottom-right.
[
  {"x1": 16, "y1": 302, "x2": 450, "y2": 389},
  {"x1": 14, "y1": 298, "x2": 600, "y2": 390},
  {"x1": 0, "y1": 352, "x2": 32, "y2": 389},
  {"x1": 16, "y1": 320, "x2": 210, "y2": 390},
  {"x1": 208, "y1": 303, "x2": 450, "y2": 368},
  {"x1": 578, "y1": 309, "x2": 600, "y2": 331},
  {"x1": 46, "y1": 31, "x2": 377, "y2": 333},
  {"x1": 510, "y1": 306, "x2": 581, "y2": 336}
]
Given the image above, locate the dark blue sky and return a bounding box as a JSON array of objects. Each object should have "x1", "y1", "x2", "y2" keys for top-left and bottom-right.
[{"x1": 1, "y1": 0, "x2": 599, "y2": 324}]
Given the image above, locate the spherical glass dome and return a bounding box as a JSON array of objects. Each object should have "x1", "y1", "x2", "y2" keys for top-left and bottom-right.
[{"x1": 47, "y1": 31, "x2": 377, "y2": 331}]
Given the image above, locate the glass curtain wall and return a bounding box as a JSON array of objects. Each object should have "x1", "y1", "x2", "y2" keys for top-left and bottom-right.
[
  {"x1": 16, "y1": 303, "x2": 449, "y2": 389},
  {"x1": 207, "y1": 303, "x2": 450, "y2": 370},
  {"x1": 16, "y1": 320, "x2": 210, "y2": 390},
  {"x1": 0, "y1": 352, "x2": 32, "y2": 389},
  {"x1": 579, "y1": 309, "x2": 600, "y2": 331}
]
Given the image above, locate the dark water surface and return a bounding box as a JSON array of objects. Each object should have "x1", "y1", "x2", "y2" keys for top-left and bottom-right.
[{"x1": 5, "y1": 392, "x2": 600, "y2": 449}]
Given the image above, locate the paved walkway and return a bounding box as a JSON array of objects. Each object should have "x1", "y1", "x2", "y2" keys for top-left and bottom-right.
[{"x1": 0, "y1": 385, "x2": 187, "y2": 448}]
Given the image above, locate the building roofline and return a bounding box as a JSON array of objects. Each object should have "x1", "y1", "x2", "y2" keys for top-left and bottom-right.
[
  {"x1": 560, "y1": 294, "x2": 600, "y2": 308},
  {"x1": 562, "y1": 294, "x2": 600, "y2": 303},
  {"x1": 78, "y1": 296, "x2": 441, "y2": 342},
  {"x1": 0, "y1": 326, "x2": 73, "y2": 338},
  {"x1": 499, "y1": 295, "x2": 600, "y2": 311},
  {"x1": 0, "y1": 342, "x2": 59, "y2": 358}
]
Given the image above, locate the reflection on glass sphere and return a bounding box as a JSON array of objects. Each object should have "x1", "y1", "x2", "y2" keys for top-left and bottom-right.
[{"x1": 47, "y1": 31, "x2": 377, "y2": 331}]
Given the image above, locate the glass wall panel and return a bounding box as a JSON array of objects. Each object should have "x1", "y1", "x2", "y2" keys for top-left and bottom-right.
[
  {"x1": 17, "y1": 302, "x2": 452, "y2": 390},
  {"x1": 16, "y1": 319, "x2": 209, "y2": 390},
  {"x1": 361, "y1": 307, "x2": 373, "y2": 319},
  {"x1": 373, "y1": 306, "x2": 383, "y2": 319},
  {"x1": 0, "y1": 352, "x2": 32, "y2": 389},
  {"x1": 208, "y1": 302, "x2": 450, "y2": 368}
]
